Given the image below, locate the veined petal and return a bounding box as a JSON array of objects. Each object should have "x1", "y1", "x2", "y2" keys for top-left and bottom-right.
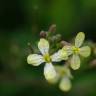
[
  {"x1": 59, "y1": 77, "x2": 72, "y2": 92},
  {"x1": 75, "y1": 32, "x2": 85, "y2": 47},
  {"x1": 27, "y1": 54, "x2": 44, "y2": 66},
  {"x1": 70, "y1": 54, "x2": 80, "y2": 70},
  {"x1": 62, "y1": 45, "x2": 73, "y2": 56},
  {"x1": 51, "y1": 50, "x2": 63, "y2": 62},
  {"x1": 79, "y1": 46, "x2": 91, "y2": 57},
  {"x1": 38, "y1": 38, "x2": 49, "y2": 55},
  {"x1": 61, "y1": 50, "x2": 68, "y2": 60},
  {"x1": 44, "y1": 63, "x2": 56, "y2": 80},
  {"x1": 51, "y1": 50, "x2": 68, "y2": 62}
]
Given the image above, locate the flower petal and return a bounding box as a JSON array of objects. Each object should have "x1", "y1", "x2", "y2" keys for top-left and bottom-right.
[
  {"x1": 75, "y1": 32, "x2": 85, "y2": 47},
  {"x1": 79, "y1": 46, "x2": 91, "y2": 57},
  {"x1": 38, "y1": 38, "x2": 49, "y2": 55},
  {"x1": 27, "y1": 54, "x2": 44, "y2": 66},
  {"x1": 70, "y1": 54, "x2": 80, "y2": 70},
  {"x1": 51, "y1": 50, "x2": 68, "y2": 62},
  {"x1": 59, "y1": 77, "x2": 72, "y2": 92},
  {"x1": 63, "y1": 66, "x2": 73, "y2": 79},
  {"x1": 47, "y1": 73, "x2": 60, "y2": 84},
  {"x1": 55, "y1": 65, "x2": 73, "y2": 79},
  {"x1": 44, "y1": 63, "x2": 56, "y2": 80},
  {"x1": 62, "y1": 45, "x2": 73, "y2": 56}
]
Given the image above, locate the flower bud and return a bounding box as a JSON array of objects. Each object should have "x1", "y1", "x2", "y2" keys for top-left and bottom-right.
[
  {"x1": 40, "y1": 30, "x2": 46, "y2": 38},
  {"x1": 50, "y1": 36, "x2": 57, "y2": 42},
  {"x1": 28, "y1": 42, "x2": 34, "y2": 53},
  {"x1": 48, "y1": 24, "x2": 56, "y2": 33},
  {"x1": 60, "y1": 41, "x2": 71, "y2": 47},
  {"x1": 55, "y1": 34, "x2": 62, "y2": 41},
  {"x1": 90, "y1": 59, "x2": 96, "y2": 68}
]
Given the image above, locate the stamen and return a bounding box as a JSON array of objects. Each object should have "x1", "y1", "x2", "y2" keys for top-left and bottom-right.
[
  {"x1": 72, "y1": 46, "x2": 80, "y2": 54},
  {"x1": 43, "y1": 54, "x2": 51, "y2": 63}
]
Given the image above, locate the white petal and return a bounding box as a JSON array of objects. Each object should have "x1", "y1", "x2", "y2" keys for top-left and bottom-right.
[
  {"x1": 75, "y1": 32, "x2": 85, "y2": 47},
  {"x1": 59, "y1": 77, "x2": 72, "y2": 92},
  {"x1": 62, "y1": 45, "x2": 73, "y2": 56},
  {"x1": 70, "y1": 54, "x2": 80, "y2": 70},
  {"x1": 38, "y1": 38, "x2": 49, "y2": 55},
  {"x1": 47, "y1": 73, "x2": 60, "y2": 84},
  {"x1": 55, "y1": 65, "x2": 73, "y2": 79},
  {"x1": 79, "y1": 46, "x2": 91, "y2": 57},
  {"x1": 51, "y1": 50, "x2": 68, "y2": 62},
  {"x1": 44, "y1": 63, "x2": 56, "y2": 80},
  {"x1": 27, "y1": 54, "x2": 44, "y2": 66}
]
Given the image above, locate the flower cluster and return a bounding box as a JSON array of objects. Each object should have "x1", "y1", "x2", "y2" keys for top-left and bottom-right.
[{"x1": 27, "y1": 25, "x2": 91, "y2": 92}]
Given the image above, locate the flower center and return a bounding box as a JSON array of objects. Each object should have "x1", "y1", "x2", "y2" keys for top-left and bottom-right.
[
  {"x1": 72, "y1": 46, "x2": 80, "y2": 54},
  {"x1": 60, "y1": 70, "x2": 66, "y2": 76},
  {"x1": 43, "y1": 54, "x2": 51, "y2": 63}
]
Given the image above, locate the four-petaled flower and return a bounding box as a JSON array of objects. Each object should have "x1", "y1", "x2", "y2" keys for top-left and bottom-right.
[
  {"x1": 62, "y1": 32, "x2": 91, "y2": 70},
  {"x1": 27, "y1": 38, "x2": 68, "y2": 80},
  {"x1": 48, "y1": 65, "x2": 72, "y2": 92}
]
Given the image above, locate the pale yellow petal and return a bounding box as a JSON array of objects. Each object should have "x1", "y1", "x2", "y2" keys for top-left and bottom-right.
[
  {"x1": 62, "y1": 45, "x2": 73, "y2": 56},
  {"x1": 27, "y1": 54, "x2": 44, "y2": 66},
  {"x1": 79, "y1": 46, "x2": 91, "y2": 57},
  {"x1": 38, "y1": 38, "x2": 49, "y2": 55},
  {"x1": 59, "y1": 77, "x2": 72, "y2": 92},
  {"x1": 61, "y1": 50, "x2": 68, "y2": 60},
  {"x1": 70, "y1": 54, "x2": 80, "y2": 70},
  {"x1": 44, "y1": 63, "x2": 56, "y2": 80},
  {"x1": 47, "y1": 73, "x2": 60, "y2": 84},
  {"x1": 75, "y1": 32, "x2": 85, "y2": 47},
  {"x1": 51, "y1": 50, "x2": 68, "y2": 62},
  {"x1": 55, "y1": 65, "x2": 73, "y2": 79}
]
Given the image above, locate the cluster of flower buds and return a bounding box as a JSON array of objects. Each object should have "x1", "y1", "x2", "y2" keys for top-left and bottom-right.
[{"x1": 27, "y1": 24, "x2": 91, "y2": 92}]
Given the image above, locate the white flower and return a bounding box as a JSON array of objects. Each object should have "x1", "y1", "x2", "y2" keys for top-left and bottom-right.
[
  {"x1": 27, "y1": 38, "x2": 68, "y2": 80},
  {"x1": 58, "y1": 66, "x2": 72, "y2": 92},
  {"x1": 62, "y1": 32, "x2": 91, "y2": 70},
  {"x1": 59, "y1": 76, "x2": 72, "y2": 92},
  {"x1": 48, "y1": 65, "x2": 72, "y2": 92}
]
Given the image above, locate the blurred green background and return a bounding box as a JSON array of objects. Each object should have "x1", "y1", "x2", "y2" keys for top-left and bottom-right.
[{"x1": 0, "y1": 0, "x2": 96, "y2": 96}]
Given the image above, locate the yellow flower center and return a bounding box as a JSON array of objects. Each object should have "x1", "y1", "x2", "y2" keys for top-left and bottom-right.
[
  {"x1": 72, "y1": 46, "x2": 80, "y2": 54},
  {"x1": 43, "y1": 54, "x2": 51, "y2": 63}
]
